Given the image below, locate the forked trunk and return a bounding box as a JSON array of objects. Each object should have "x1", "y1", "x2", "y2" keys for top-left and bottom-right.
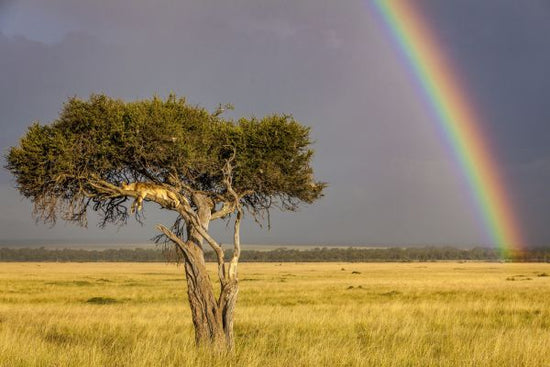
[
  {"x1": 182, "y1": 251, "x2": 239, "y2": 350},
  {"x1": 179, "y1": 193, "x2": 238, "y2": 351},
  {"x1": 182, "y1": 247, "x2": 226, "y2": 349}
]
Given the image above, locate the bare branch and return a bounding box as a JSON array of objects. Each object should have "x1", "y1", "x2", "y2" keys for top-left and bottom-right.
[{"x1": 156, "y1": 224, "x2": 188, "y2": 257}]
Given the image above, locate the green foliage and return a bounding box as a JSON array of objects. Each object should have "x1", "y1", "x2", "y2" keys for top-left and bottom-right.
[{"x1": 5, "y1": 94, "x2": 325, "y2": 226}]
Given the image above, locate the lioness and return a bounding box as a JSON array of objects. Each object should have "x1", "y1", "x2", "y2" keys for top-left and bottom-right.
[{"x1": 121, "y1": 182, "x2": 180, "y2": 213}]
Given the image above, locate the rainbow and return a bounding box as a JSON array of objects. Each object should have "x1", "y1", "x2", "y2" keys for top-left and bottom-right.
[{"x1": 370, "y1": 0, "x2": 523, "y2": 253}]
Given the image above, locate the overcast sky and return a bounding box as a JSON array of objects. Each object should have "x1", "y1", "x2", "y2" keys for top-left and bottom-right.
[{"x1": 1, "y1": 0, "x2": 549, "y2": 247}]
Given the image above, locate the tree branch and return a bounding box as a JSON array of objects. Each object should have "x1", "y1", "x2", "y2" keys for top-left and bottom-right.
[
  {"x1": 210, "y1": 201, "x2": 236, "y2": 220},
  {"x1": 220, "y1": 150, "x2": 243, "y2": 280},
  {"x1": 156, "y1": 224, "x2": 189, "y2": 258}
]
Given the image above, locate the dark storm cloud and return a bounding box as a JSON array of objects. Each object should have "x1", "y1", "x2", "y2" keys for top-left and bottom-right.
[
  {"x1": 1, "y1": 0, "x2": 549, "y2": 246},
  {"x1": 0, "y1": 0, "x2": 15, "y2": 20}
]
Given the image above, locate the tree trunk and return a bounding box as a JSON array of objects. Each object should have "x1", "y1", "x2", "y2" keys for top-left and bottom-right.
[
  {"x1": 219, "y1": 279, "x2": 239, "y2": 350},
  {"x1": 182, "y1": 253, "x2": 239, "y2": 351},
  {"x1": 181, "y1": 193, "x2": 227, "y2": 349},
  {"x1": 182, "y1": 247, "x2": 226, "y2": 349}
]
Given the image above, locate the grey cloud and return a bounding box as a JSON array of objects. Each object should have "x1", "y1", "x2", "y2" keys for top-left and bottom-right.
[{"x1": 1, "y1": 0, "x2": 550, "y2": 246}]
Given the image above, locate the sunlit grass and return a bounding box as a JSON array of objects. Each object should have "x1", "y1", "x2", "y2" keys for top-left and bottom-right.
[{"x1": 0, "y1": 262, "x2": 549, "y2": 366}]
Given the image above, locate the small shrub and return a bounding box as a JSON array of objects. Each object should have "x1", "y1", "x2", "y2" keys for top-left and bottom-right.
[
  {"x1": 506, "y1": 276, "x2": 532, "y2": 281},
  {"x1": 86, "y1": 297, "x2": 118, "y2": 304},
  {"x1": 381, "y1": 290, "x2": 401, "y2": 296},
  {"x1": 73, "y1": 281, "x2": 92, "y2": 286}
]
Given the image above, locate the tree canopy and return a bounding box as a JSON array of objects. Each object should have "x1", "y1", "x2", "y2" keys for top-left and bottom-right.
[{"x1": 6, "y1": 94, "x2": 325, "y2": 227}]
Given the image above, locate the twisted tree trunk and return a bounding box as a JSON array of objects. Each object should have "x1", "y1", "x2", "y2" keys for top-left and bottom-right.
[
  {"x1": 156, "y1": 180, "x2": 242, "y2": 351},
  {"x1": 182, "y1": 254, "x2": 239, "y2": 350},
  {"x1": 182, "y1": 195, "x2": 226, "y2": 348},
  {"x1": 182, "y1": 247, "x2": 226, "y2": 348}
]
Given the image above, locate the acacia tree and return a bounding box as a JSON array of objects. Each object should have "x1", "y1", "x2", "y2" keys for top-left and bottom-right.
[{"x1": 5, "y1": 94, "x2": 325, "y2": 350}]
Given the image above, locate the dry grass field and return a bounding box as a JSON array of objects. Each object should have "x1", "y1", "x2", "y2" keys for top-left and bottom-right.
[{"x1": 0, "y1": 262, "x2": 549, "y2": 366}]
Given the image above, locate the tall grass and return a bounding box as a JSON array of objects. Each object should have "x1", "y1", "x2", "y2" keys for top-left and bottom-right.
[{"x1": 0, "y1": 262, "x2": 549, "y2": 366}]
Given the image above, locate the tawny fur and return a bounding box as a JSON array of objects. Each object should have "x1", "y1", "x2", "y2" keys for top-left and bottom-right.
[{"x1": 121, "y1": 182, "x2": 180, "y2": 213}]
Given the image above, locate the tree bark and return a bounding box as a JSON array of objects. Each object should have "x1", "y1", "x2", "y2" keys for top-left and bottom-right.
[
  {"x1": 182, "y1": 246, "x2": 226, "y2": 349},
  {"x1": 182, "y1": 194, "x2": 227, "y2": 349},
  {"x1": 219, "y1": 279, "x2": 239, "y2": 350}
]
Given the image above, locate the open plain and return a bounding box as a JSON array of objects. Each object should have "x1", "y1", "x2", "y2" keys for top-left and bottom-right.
[{"x1": 0, "y1": 262, "x2": 549, "y2": 366}]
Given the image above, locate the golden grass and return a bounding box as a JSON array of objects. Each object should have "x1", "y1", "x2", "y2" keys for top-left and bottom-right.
[{"x1": 0, "y1": 262, "x2": 549, "y2": 366}]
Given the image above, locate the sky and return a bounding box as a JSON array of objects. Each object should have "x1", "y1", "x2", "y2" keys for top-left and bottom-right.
[{"x1": 0, "y1": 0, "x2": 549, "y2": 248}]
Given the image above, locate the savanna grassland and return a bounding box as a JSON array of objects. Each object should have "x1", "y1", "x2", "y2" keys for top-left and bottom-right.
[{"x1": 0, "y1": 262, "x2": 549, "y2": 367}]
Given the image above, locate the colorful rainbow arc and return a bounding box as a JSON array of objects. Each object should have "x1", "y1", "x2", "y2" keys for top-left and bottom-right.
[{"x1": 371, "y1": 0, "x2": 523, "y2": 252}]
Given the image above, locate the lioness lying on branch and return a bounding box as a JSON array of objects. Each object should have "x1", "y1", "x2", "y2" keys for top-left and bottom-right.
[{"x1": 121, "y1": 182, "x2": 180, "y2": 213}]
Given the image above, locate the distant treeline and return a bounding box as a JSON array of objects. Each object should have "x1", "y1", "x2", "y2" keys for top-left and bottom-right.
[{"x1": 1, "y1": 246, "x2": 549, "y2": 262}]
